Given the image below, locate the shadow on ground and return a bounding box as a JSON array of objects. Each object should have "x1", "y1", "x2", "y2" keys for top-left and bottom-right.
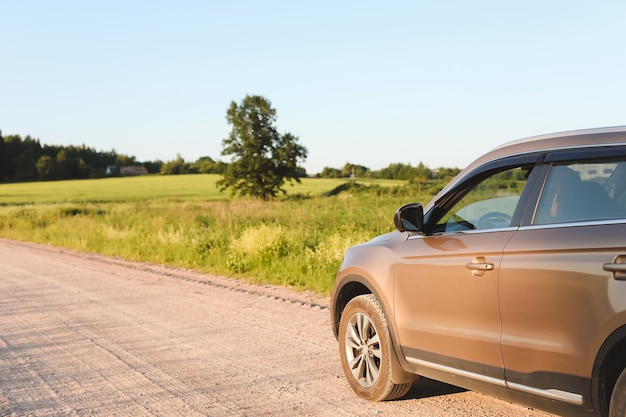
[{"x1": 404, "y1": 378, "x2": 467, "y2": 400}]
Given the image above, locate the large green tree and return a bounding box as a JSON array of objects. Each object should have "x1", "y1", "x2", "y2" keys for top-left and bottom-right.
[{"x1": 217, "y1": 95, "x2": 308, "y2": 200}]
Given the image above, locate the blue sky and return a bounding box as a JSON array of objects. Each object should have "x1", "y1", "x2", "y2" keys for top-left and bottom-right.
[{"x1": 2, "y1": 1, "x2": 626, "y2": 174}]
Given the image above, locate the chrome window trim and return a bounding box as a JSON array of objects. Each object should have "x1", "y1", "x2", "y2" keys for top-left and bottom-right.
[
  {"x1": 405, "y1": 356, "x2": 584, "y2": 406},
  {"x1": 407, "y1": 226, "x2": 519, "y2": 240},
  {"x1": 522, "y1": 218, "x2": 626, "y2": 231}
]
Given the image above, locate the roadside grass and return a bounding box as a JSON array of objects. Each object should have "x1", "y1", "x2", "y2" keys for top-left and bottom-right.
[{"x1": 0, "y1": 175, "x2": 440, "y2": 294}]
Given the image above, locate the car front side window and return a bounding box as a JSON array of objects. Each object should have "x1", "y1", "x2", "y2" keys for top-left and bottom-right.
[{"x1": 433, "y1": 166, "x2": 531, "y2": 233}]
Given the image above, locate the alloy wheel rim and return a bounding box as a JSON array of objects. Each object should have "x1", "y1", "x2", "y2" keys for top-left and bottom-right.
[{"x1": 344, "y1": 312, "x2": 382, "y2": 387}]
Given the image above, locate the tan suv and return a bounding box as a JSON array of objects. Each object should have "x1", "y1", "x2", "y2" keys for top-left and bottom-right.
[{"x1": 331, "y1": 127, "x2": 626, "y2": 417}]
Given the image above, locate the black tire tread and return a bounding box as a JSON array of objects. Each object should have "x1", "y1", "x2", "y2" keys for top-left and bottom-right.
[
  {"x1": 610, "y1": 367, "x2": 626, "y2": 417},
  {"x1": 338, "y1": 294, "x2": 413, "y2": 402}
]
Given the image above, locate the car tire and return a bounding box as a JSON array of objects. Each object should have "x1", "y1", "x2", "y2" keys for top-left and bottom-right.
[
  {"x1": 610, "y1": 367, "x2": 626, "y2": 417},
  {"x1": 338, "y1": 294, "x2": 412, "y2": 401}
]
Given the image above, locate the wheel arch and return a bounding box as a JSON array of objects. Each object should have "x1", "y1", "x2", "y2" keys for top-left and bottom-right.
[
  {"x1": 331, "y1": 274, "x2": 378, "y2": 339},
  {"x1": 331, "y1": 274, "x2": 416, "y2": 385},
  {"x1": 593, "y1": 325, "x2": 626, "y2": 417}
]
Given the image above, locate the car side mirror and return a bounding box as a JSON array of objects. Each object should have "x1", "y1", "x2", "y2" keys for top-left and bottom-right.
[{"x1": 394, "y1": 203, "x2": 424, "y2": 233}]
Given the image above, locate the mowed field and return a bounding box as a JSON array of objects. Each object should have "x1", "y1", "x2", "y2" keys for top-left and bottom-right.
[
  {"x1": 0, "y1": 175, "x2": 429, "y2": 293},
  {"x1": 0, "y1": 174, "x2": 401, "y2": 205}
]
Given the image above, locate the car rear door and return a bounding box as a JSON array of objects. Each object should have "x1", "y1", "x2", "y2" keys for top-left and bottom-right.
[{"x1": 499, "y1": 148, "x2": 626, "y2": 407}]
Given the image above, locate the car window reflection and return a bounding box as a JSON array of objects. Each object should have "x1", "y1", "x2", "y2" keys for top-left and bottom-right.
[
  {"x1": 434, "y1": 167, "x2": 530, "y2": 233},
  {"x1": 535, "y1": 161, "x2": 626, "y2": 225}
]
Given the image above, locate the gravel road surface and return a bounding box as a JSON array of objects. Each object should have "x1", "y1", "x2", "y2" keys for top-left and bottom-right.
[{"x1": 0, "y1": 238, "x2": 558, "y2": 417}]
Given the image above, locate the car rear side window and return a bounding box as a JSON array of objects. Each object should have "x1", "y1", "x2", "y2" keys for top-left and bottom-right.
[{"x1": 534, "y1": 160, "x2": 626, "y2": 225}]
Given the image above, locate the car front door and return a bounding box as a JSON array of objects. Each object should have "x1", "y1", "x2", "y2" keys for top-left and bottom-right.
[{"x1": 394, "y1": 163, "x2": 536, "y2": 381}]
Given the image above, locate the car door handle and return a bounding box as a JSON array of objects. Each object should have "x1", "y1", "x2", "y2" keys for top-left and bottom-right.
[
  {"x1": 466, "y1": 257, "x2": 494, "y2": 277},
  {"x1": 604, "y1": 256, "x2": 626, "y2": 280},
  {"x1": 604, "y1": 264, "x2": 626, "y2": 272},
  {"x1": 466, "y1": 263, "x2": 495, "y2": 271},
  {"x1": 604, "y1": 255, "x2": 626, "y2": 280}
]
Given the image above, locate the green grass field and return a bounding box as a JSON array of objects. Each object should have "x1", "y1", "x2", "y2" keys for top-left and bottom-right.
[
  {"x1": 0, "y1": 175, "x2": 439, "y2": 294},
  {"x1": 0, "y1": 174, "x2": 401, "y2": 205}
]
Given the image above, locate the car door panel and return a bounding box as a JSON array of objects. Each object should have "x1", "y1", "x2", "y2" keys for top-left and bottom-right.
[
  {"x1": 394, "y1": 230, "x2": 514, "y2": 376},
  {"x1": 499, "y1": 222, "x2": 626, "y2": 399}
]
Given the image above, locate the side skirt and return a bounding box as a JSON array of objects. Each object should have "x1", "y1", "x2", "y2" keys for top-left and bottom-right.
[{"x1": 406, "y1": 356, "x2": 584, "y2": 406}]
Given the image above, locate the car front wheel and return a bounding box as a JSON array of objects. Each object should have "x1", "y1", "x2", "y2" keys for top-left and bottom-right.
[
  {"x1": 610, "y1": 367, "x2": 626, "y2": 416},
  {"x1": 338, "y1": 294, "x2": 412, "y2": 401}
]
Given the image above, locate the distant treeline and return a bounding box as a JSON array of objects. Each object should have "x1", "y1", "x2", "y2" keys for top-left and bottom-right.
[
  {"x1": 0, "y1": 132, "x2": 224, "y2": 182},
  {"x1": 0, "y1": 131, "x2": 460, "y2": 183},
  {"x1": 315, "y1": 162, "x2": 461, "y2": 182}
]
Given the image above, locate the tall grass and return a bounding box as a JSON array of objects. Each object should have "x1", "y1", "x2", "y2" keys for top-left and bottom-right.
[{"x1": 0, "y1": 176, "x2": 440, "y2": 294}]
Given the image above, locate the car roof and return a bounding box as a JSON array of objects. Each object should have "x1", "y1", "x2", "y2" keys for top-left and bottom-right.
[
  {"x1": 427, "y1": 126, "x2": 626, "y2": 210},
  {"x1": 490, "y1": 125, "x2": 626, "y2": 155}
]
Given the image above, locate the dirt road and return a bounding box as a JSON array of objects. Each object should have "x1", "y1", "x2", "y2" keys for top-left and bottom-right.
[{"x1": 0, "y1": 239, "x2": 557, "y2": 417}]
